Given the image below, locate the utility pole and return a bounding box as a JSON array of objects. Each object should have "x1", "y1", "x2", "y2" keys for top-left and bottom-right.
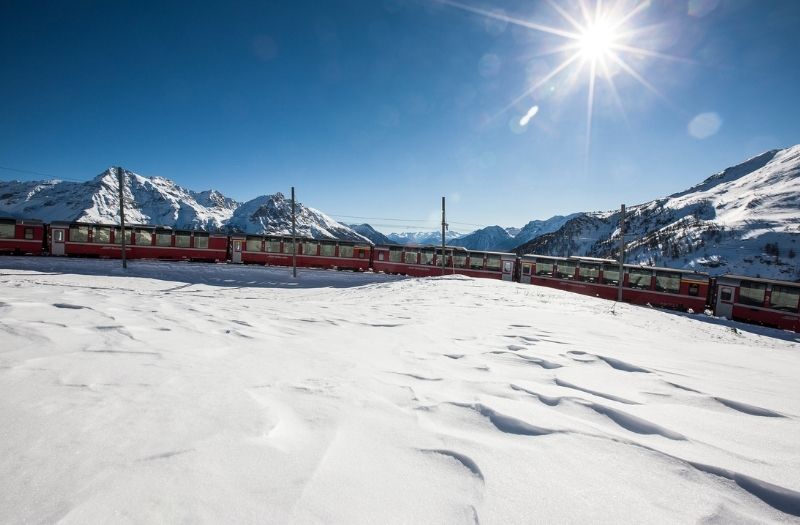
[
  {"x1": 617, "y1": 203, "x2": 625, "y2": 302},
  {"x1": 441, "y1": 196, "x2": 447, "y2": 275},
  {"x1": 291, "y1": 186, "x2": 297, "y2": 278},
  {"x1": 117, "y1": 167, "x2": 127, "y2": 269}
]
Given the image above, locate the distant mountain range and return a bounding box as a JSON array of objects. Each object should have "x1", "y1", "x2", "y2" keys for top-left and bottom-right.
[
  {"x1": 0, "y1": 168, "x2": 369, "y2": 242},
  {"x1": 2, "y1": 145, "x2": 798, "y2": 279}
]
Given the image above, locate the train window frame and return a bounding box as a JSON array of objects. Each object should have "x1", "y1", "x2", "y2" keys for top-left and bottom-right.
[
  {"x1": 688, "y1": 283, "x2": 700, "y2": 297},
  {"x1": 174, "y1": 232, "x2": 191, "y2": 248},
  {"x1": 737, "y1": 280, "x2": 766, "y2": 307},
  {"x1": 486, "y1": 256, "x2": 502, "y2": 272},
  {"x1": 654, "y1": 271, "x2": 681, "y2": 294},
  {"x1": 24, "y1": 227, "x2": 34, "y2": 240},
  {"x1": 302, "y1": 241, "x2": 318, "y2": 256},
  {"x1": 535, "y1": 259, "x2": 554, "y2": 277},
  {"x1": 627, "y1": 269, "x2": 652, "y2": 290},
  {"x1": 578, "y1": 263, "x2": 600, "y2": 283},
  {"x1": 556, "y1": 261, "x2": 577, "y2": 280},
  {"x1": 403, "y1": 250, "x2": 418, "y2": 265},
  {"x1": 266, "y1": 239, "x2": 282, "y2": 253},
  {"x1": 388, "y1": 247, "x2": 402, "y2": 263},
  {"x1": 93, "y1": 227, "x2": 111, "y2": 244},
  {"x1": 194, "y1": 233, "x2": 209, "y2": 249},
  {"x1": 320, "y1": 242, "x2": 336, "y2": 257},
  {"x1": 0, "y1": 222, "x2": 14, "y2": 239},
  {"x1": 720, "y1": 288, "x2": 733, "y2": 302},
  {"x1": 136, "y1": 229, "x2": 153, "y2": 246},
  {"x1": 70, "y1": 225, "x2": 90, "y2": 242},
  {"x1": 452, "y1": 253, "x2": 467, "y2": 268},
  {"x1": 156, "y1": 231, "x2": 172, "y2": 247},
  {"x1": 339, "y1": 245, "x2": 354, "y2": 258},
  {"x1": 246, "y1": 237, "x2": 263, "y2": 252},
  {"x1": 469, "y1": 253, "x2": 485, "y2": 270},
  {"x1": 769, "y1": 285, "x2": 800, "y2": 312},
  {"x1": 282, "y1": 241, "x2": 296, "y2": 254},
  {"x1": 601, "y1": 265, "x2": 620, "y2": 285},
  {"x1": 522, "y1": 263, "x2": 532, "y2": 276},
  {"x1": 420, "y1": 248, "x2": 435, "y2": 266}
]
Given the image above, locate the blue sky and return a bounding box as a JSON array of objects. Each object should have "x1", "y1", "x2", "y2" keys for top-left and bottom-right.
[{"x1": 1, "y1": 0, "x2": 798, "y2": 234}]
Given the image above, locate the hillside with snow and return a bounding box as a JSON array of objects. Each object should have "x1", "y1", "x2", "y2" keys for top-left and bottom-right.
[
  {"x1": 0, "y1": 257, "x2": 798, "y2": 523},
  {"x1": 0, "y1": 168, "x2": 369, "y2": 242},
  {"x1": 517, "y1": 146, "x2": 800, "y2": 280},
  {"x1": 386, "y1": 230, "x2": 463, "y2": 246}
]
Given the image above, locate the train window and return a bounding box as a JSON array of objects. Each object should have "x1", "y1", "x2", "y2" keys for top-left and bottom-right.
[
  {"x1": 339, "y1": 245, "x2": 354, "y2": 258},
  {"x1": 320, "y1": 242, "x2": 335, "y2": 257},
  {"x1": 266, "y1": 239, "x2": 282, "y2": 253},
  {"x1": 578, "y1": 263, "x2": 599, "y2": 282},
  {"x1": 246, "y1": 237, "x2": 262, "y2": 252},
  {"x1": 355, "y1": 247, "x2": 369, "y2": 259},
  {"x1": 70, "y1": 225, "x2": 89, "y2": 242},
  {"x1": 194, "y1": 234, "x2": 209, "y2": 249},
  {"x1": 769, "y1": 285, "x2": 800, "y2": 312},
  {"x1": 469, "y1": 253, "x2": 485, "y2": 270},
  {"x1": 738, "y1": 281, "x2": 766, "y2": 306},
  {"x1": 93, "y1": 227, "x2": 110, "y2": 243},
  {"x1": 556, "y1": 261, "x2": 576, "y2": 279},
  {"x1": 535, "y1": 259, "x2": 554, "y2": 276},
  {"x1": 522, "y1": 263, "x2": 532, "y2": 276},
  {"x1": 302, "y1": 241, "x2": 318, "y2": 256},
  {"x1": 283, "y1": 241, "x2": 296, "y2": 254},
  {"x1": 688, "y1": 283, "x2": 700, "y2": 297},
  {"x1": 0, "y1": 222, "x2": 14, "y2": 238},
  {"x1": 720, "y1": 288, "x2": 733, "y2": 302},
  {"x1": 175, "y1": 232, "x2": 190, "y2": 248},
  {"x1": 486, "y1": 256, "x2": 502, "y2": 272},
  {"x1": 136, "y1": 230, "x2": 153, "y2": 246},
  {"x1": 24, "y1": 228, "x2": 34, "y2": 240},
  {"x1": 389, "y1": 247, "x2": 402, "y2": 263},
  {"x1": 420, "y1": 249, "x2": 435, "y2": 265},
  {"x1": 54, "y1": 229, "x2": 64, "y2": 242},
  {"x1": 156, "y1": 232, "x2": 172, "y2": 246},
  {"x1": 628, "y1": 269, "x2": 652, "y2": 289},
  {"x1": 655, "y1": 272, "x2": 681, "y2": 294},
  {"x1": 452, "y1": 254, "x2": 467, "y2": 268},
  {"x1": 404, "y1": 250, "x2": 418, "y2": 264},
  {"x1": 601, "y1": 265, "x2": 619, "y2": 285}
]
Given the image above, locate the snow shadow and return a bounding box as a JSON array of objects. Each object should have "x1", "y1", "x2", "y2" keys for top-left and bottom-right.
[
  {"x1": 0, "y1": 256, "x2": 407, "y2": 290},
  {"x1": 653, "y1": 308, "x2": 800, "y2": 343}
]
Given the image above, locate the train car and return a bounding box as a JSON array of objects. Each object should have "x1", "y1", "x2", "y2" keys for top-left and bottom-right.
[
  {"x1": 0, "y1": 218, "x2": 46, "y2": 255},
  {"x1": 714, "y1": 275, "x2": 800, "y2": 332},
  {"x1": 49, "y1": 221, "x2": 228, "y2": 262},
  {"x1": 230, "y1": 234, "x2": 372, "y2": 271},
  {"x1": 519, "y1": 254, "x2": 710, "y2": 311},
  {"x1": 372, "y1": 244, "x2": 516, "y2": 281}
]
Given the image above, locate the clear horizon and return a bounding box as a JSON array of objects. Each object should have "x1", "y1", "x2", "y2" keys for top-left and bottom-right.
[{"x1": 2, "y1": 0, "x2": 799, "y2": 234}]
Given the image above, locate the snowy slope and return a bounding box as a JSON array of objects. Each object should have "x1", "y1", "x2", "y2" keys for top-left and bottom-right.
[
  {"x1": 0, "y1": 168, "x2": 369, "y2": 241},
  {"x1": 517, "y1": 146, "x2": 800, "y2": 280},
  {"x1": 0, "y1": 257, "x2": 799, "y2": 523}
]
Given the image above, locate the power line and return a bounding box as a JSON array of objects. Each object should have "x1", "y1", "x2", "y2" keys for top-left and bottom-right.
[{"x1": 0, "y1": 165, "x2": 86, "y2": 183}]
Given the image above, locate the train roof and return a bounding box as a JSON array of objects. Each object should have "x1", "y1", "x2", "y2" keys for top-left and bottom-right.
[
  {"x1": 51, "y1": 220, "x2": 225, "y2": 234},
  {"x1": 0, "y1": 217, "x2": 44, "y2": 225},
  {"x1": 717, "y1": 274, "x2": 800, "y2": 287}
]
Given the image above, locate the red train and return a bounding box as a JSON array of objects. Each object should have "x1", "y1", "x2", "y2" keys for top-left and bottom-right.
[{"x1": 1, "y1": 217, "x2": 798, "y2": 332}]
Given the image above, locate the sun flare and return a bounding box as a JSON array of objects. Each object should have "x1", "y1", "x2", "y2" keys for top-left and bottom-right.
[{"x1": 578, "y1": 19, "x2": 616, "y2": 60}]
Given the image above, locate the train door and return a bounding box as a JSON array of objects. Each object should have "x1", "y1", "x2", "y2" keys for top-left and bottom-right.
[
  {"x1": 715, "y1": 284, "x2": 735, "y2": 319},
  {"x1": 501, "y1": 256, "x2": 515, "y2": 282},
  {"x1": 51, "y1": 227, "x2": 66, "y2": 256},
  {"x1": 231, "y1": 239, "x2": 242, "y2": 263}
]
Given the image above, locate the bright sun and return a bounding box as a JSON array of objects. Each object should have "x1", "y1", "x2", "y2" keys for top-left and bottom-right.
[{"x1": 578, "y1": 19, "x2": 616, "y2": 60}]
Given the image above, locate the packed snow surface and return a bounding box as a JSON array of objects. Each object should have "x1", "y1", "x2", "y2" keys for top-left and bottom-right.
[{"x1": 1, "y1": 258, "x2": 799, "y2": 524}]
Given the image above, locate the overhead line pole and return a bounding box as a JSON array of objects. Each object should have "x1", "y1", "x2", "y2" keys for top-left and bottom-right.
[
  {"x1": 441, "y1": 196, "x2": 446, "y2": 276},
  {"x1": 617, "y1": 203, "x2": 625, "y2": 302},
  {"x1": 117, "y1": 167, "x2": 127, "y2": 269},
  {"x1": 291, "y1": 186, "x2": 297, "y2": 278}
]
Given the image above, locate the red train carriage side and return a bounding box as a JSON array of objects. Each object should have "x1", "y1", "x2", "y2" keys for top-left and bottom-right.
[
  {"x1": 519, "y1": 254, "x2": 710, "y2": 312},
  {"x1": 230, "y1": 234, "x2": 372, "y2": 271},
  {"x1": 49, "y1": 222, "x2": 227, "y2": 262},
  {"x1": 714, "y1": 275, "x2": 800, "y2": 332},
  {"x1": 0, "y1": 218, "x2": 46, "y2": 255},
  {"x1": 372, "y1": 245, "x2": 515, "y2": 280}
]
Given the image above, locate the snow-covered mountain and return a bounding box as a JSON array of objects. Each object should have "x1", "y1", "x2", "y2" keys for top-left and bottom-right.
[
  {"x1": 450, "y1": 225, "x2": 513, "y2": 251},
  {"x1": 0, "y1": 168, "x2": 370, "y2": 241},
  {"x1": 516, "y1": 146, "x2": 800, "y2": 280},
  {"x1": 386, "y1": 230, "x2": 463, "y2": 246},
  {"x1": 348, "y1": 224, "x2": 392, "y2": 245}
]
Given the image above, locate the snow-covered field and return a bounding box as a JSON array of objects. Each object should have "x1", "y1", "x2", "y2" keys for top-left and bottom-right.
[{"x1": 1, "y1": 257, "x2": 799, "y2": 524}]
